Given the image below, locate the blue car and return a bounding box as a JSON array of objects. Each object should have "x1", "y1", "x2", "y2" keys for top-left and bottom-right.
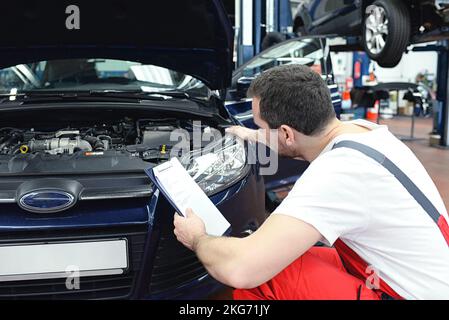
[
  {"x1": 293, "y1": 0, "x2": 449, "y2": 67},
  {"x1": 0, "y1": 0, "x2": 269, "y2": 299},
  {"x1": 0, "y1": 1, "x2": 341, "y2": 299}
]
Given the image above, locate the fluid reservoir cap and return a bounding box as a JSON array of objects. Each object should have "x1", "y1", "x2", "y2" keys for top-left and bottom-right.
[{"x1": 19, "y1": 145, "x2": 29, "y2": 154}]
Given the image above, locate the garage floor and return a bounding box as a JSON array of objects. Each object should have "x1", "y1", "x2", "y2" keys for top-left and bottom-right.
[{"x1": 210, "y1": 115, "x2": 449, "y2": 299}]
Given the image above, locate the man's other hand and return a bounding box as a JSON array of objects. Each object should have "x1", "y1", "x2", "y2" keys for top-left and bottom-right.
[{"x1": 174, "y1": 208, "x2": 207, "y2": 251}]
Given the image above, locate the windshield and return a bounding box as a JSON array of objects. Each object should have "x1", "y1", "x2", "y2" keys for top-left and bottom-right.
[
  {"x1": 0, "y1": 58, "x2": 210, "y2": 97},
  {"x1": 241, "y1": 38, "x2": 326, "y2": 78}
]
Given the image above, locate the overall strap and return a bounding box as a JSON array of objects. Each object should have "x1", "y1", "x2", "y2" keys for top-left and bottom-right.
[
  {"x1": 332, "y1": 140, "x2": 449, "y2": 300},
  {"x1": 333, "y1": 140, "x2": 442, "y2": 223}
]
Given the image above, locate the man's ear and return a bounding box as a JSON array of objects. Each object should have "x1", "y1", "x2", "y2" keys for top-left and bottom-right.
[{"x1": 279, "y1": 125, "x2": 296, "y2": 146}]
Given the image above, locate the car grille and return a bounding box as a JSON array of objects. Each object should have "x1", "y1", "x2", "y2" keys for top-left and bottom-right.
[
  {"x1": 0, "y1": 226, "x2": 147, "y2": 300},
  {"x1": 149, "y1": 222, "x2": 208, "y2": 296}
]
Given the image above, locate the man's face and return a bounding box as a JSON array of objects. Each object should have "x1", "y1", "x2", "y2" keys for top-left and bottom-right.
[{"x1": 252, "y1": 97, "x2": 297, "y2": 158}]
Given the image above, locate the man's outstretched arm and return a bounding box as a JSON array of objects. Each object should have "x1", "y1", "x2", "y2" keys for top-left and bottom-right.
[
  {"x1": 174, "y1": 209, "x2": 322, "y2": 289},
  {"x1": 225, "y1": 126, "x2": 279, "y2": 150}
]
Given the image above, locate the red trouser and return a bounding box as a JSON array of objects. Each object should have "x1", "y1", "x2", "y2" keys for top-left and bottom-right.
[{"x1": 233, "y1": 247, "x2": 382, "y2": 300}]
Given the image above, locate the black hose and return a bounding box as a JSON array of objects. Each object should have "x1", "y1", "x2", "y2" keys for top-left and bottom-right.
[
  {"x1": 10, "y1": 145, "x2": 21, "y2": 155},
  {"x1": 0, "y1": 132, "x2": 22, "y2": 152},
  {"x1": 97, "y1": 135, "x2": 112, "y2": 144},
  {"x1": 83, "y1": 135, "x2": 104, "y2": 150}
]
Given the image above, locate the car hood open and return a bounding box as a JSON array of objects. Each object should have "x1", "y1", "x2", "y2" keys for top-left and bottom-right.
[{"x1": 0, "y1": 0, "x2": 233, "y2": 90}]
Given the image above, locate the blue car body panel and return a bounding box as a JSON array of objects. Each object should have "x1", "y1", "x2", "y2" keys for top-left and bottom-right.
[
  {"x1": 0, "y1": 166, "x2": 265, "y2": 299},
  {"x1": 296, "y1": 0, "x2": 363, "y2": 36},
  {"x1": 140, "y1": 168, "x2": 265, "y2": 299},
  {"x1": 0, "y1": 0, "x2": 234, "y2": 90}
]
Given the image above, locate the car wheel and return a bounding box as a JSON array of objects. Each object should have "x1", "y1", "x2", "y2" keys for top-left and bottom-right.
[{"x1": 362, "y1": 0, "x2": 410, "y2": 68}]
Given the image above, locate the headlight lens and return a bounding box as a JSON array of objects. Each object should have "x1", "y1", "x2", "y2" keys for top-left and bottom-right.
[{"x1": 181, "y1": 136, "x2": 249, "y2": 195}]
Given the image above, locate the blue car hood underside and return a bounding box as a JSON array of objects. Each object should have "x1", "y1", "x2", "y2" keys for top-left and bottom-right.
[{"x1": 0, "y1": 0, "x2": 234, "y2": 90}]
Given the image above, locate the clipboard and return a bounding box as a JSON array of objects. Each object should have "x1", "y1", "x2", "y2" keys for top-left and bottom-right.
[{"x1": 145, "y1": 157, "x2": 232, "y2": 237}]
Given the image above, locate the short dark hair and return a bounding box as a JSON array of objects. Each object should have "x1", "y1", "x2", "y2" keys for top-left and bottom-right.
[{"x1": 247, "y1": 64, "x2": 335, "y2": 136}]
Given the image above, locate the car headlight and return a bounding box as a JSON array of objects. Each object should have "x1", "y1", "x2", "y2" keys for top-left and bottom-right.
[{"x1": 181, "y1": 136, "x2": 249, "y2": 195}]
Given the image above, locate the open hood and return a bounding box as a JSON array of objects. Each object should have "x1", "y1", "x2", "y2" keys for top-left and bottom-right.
[{"x1": 0, "y1": 0, "x2": 233, "y2": 90}]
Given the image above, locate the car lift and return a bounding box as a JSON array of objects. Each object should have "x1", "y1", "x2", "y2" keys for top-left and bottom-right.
[
  {"x1": 234, "y1": 0, "x2": 293, "y2": 66},
  {"x1": 413, "y1": 41, "x2": 449, "y2": 147},
  {"x1": 233, "y1": 0, "x2": 449, "y2": 147}
]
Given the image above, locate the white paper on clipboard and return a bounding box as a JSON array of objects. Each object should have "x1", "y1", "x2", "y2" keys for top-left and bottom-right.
[{"x1": 151, "y1": 157, "x2": 231, "y2": 237}]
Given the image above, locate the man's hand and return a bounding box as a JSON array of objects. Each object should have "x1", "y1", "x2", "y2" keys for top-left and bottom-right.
[
  {"x1": 173, "y1": 208, "x2": 207, "y2": 251},
  {"x1": 225, "y1": 126, "x2": 259, "y2": 142}
]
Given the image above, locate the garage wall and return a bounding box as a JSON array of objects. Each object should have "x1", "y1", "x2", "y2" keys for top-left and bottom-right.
[
  {"x1": 330, "y1": 45, "x2": 438, "y2": 87},
  {"x1": 331, "y1": 51, "x2": 353, "y2": 86},
  {"x1": 373, "y1": 47, "x2": 437, "y2": 83}
]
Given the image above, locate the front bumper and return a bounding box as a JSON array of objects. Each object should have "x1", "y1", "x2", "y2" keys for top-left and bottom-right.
[{"x1": 0, "y1": 165, "x2": 265, "y2": 299}]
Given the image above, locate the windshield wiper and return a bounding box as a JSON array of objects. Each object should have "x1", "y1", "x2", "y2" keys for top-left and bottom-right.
[
  {"x1": 0, "y1": 90, "x2": 203, "y2": 104},
  {"x1": 89, "y1": 90, "x2": 193, "y2": 100},
  {"x1": 90, "y1": 90, "x2": 210, "y2": 107}
]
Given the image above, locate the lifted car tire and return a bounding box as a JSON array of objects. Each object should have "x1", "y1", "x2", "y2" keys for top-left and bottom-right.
[{"x1": 362, "y1": 0, "x2": 411, "y2": 68}]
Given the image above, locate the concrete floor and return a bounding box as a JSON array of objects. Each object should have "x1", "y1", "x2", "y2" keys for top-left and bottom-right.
[{"x1": 209, "y1": 115, "x2": 449, "y2": 299}]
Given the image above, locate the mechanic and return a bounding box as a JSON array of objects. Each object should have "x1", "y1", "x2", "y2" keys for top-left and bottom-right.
[{"x1": 173, "y1": 64, "x2": 449, "y2": 300}]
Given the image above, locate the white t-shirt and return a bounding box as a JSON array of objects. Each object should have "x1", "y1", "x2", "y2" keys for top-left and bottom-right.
[{"x1": 273, "y1": 119, "x2": 449, "y2": 300}]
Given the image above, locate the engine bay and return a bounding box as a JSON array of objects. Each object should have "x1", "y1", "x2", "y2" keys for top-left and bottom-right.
[
  {"x1": 1, "y1": 118, "x2": 224, "y2": 156},
  {"x1": 0, "y1": 109, "x2": 232, "y2": 175}
]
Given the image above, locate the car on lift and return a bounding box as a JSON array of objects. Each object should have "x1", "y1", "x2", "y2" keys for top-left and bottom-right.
[
  {"x1": 293, "y1": 0, "x2": 449, "y2": 67},
  {"x1": 0, "y1": 0, "x2": 269, "y2": 299}
]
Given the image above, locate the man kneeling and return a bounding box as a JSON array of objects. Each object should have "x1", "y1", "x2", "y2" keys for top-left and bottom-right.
[{"x1": 173, "y1": 65, "x2": 449, "y2": 300}]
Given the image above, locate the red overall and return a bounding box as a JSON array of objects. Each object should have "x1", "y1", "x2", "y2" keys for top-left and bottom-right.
[
  {"x1": 233, "y1": 216, "x2": 449, "y2": 300},
  {"x1": 233, "y1": 141, "x2": 449, "y2": 300}
]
